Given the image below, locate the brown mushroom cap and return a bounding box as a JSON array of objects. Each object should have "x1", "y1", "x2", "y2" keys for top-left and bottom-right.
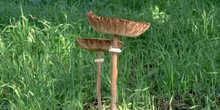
[
  {"x1": 86, "y1": 11, "x2": 150, "y2": 37},
  {"x1": 75, "y1": 38, "x2": 124, "y2": 52}
]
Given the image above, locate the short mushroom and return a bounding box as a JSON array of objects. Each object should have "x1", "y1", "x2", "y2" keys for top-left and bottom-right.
[
  {"x1": 75, "y1": 38, "x2": 124, "y2": 110},
  {"x1": 86, "y1": 11, "x2": 150, "y2": 110}
]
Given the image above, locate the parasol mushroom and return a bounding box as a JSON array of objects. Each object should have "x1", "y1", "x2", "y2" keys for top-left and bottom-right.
[
  {"x1": 75, "y1": 38, "x2": 124, "y2": 110},
  {"x1": 86, "y1": 11, "x2": 150, "y2": 110}
]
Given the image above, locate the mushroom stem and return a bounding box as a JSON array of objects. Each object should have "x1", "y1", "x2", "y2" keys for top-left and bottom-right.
[
  {"x1": 111, "y1": 35, "x2": 119, "y2": 110},
  {"x1": 96, "y1": 50, "x2": 102, "y2": 110}
]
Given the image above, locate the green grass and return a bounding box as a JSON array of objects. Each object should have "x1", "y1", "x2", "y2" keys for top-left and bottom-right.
[{"x1": 0, "y1": 0, "x2": 220, "y2": 110}]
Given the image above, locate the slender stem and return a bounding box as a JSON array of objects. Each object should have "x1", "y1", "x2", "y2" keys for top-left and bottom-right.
[
  {"x1": 96, "y1": 51, "x2": 102, "y2": 110},
  {"x1": 111, "y1": 35, "x2": 119, "y2": 110}
]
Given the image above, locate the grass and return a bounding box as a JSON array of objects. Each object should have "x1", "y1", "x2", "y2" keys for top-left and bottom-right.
[{"x1": 0, "y1": 0, "x2": 220, "y2": 110}]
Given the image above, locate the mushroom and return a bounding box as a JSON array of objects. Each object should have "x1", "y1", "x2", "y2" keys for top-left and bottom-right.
[
  {"x1": 86, "y1": 11, "x2": 150, "y2": 110},
  {"x1": 75, "y1": 38, "x2": 124, "y2": 110}
]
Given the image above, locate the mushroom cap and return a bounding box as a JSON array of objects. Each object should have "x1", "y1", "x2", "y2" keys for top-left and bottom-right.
[
  {"x1": 75, "y1": 38, "x2": 124, "y2": 52},
  {"x1": 86, "y1": 11, "x2": 150, "y2": 37}
]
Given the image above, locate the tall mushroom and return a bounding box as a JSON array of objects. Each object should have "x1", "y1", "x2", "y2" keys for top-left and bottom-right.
[
  {"x1": 75, "y1": 38, "x2": 124, "y2": 110},
  {"x1": 86, "y1": 11, "x2": 150, "y2": 110}
]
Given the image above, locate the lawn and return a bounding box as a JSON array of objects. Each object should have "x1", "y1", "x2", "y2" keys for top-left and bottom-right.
[{"x1": 0, "y1": 0, "x2": 220, "y2": 110}]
